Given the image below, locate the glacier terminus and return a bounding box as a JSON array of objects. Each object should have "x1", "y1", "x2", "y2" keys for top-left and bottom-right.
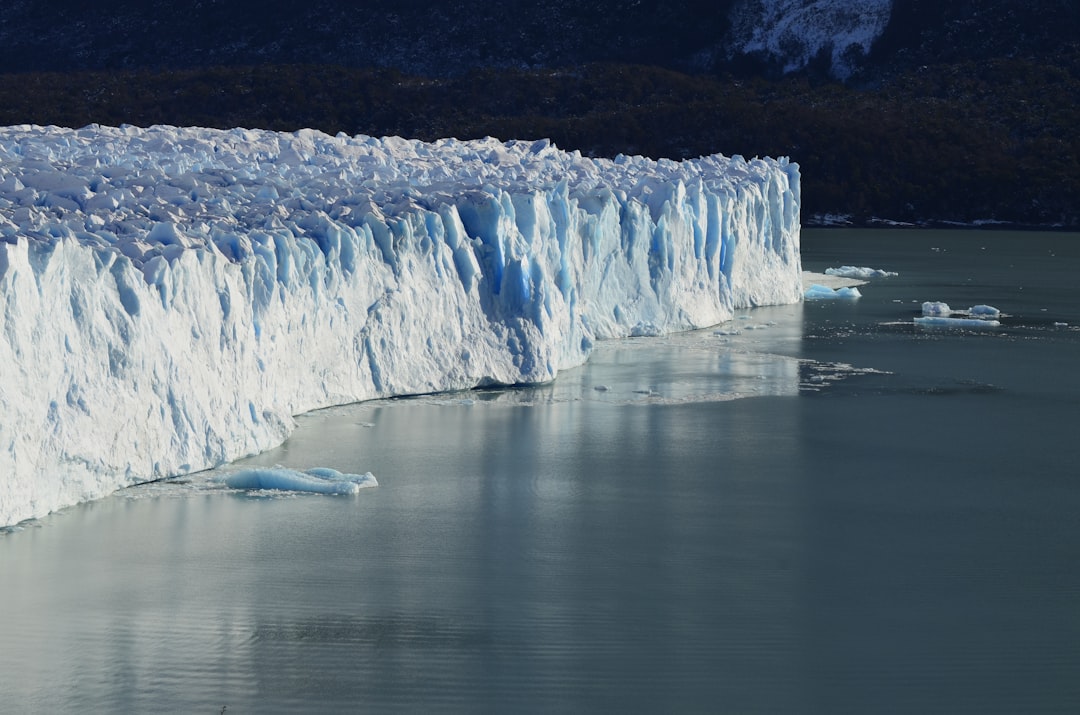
[{"x1": 0, "y1": 124, "x2": 802, "y2": 527}]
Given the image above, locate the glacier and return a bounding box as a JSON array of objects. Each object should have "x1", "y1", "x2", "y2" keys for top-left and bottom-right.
[{"x1": 0, "y1": 124, "x2": 802, "y2": 527}]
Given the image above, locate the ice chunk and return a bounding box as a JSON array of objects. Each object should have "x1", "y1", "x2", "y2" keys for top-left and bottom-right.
[
  {"x1": 914, "y1": 316, "x2": 1001, "y2": 328},
  {"x1": 825, "y1": 266, "x2": 898, "y2": 279},
  {"x1": 804, "y1": 283, "x2": 861, "y2": 300},
  {"x1": 922, "y1": 302, "x2": 1002, "y2": 321},
  {"x1": 922, "y1": 301, "x2": 952, "y2": 316},
  {"x1": 216, "y1": 467, "x2": 377, "y2": 494},
  {"x1": 969, "y1": 304, "x2": 1000, "y2": 318}
]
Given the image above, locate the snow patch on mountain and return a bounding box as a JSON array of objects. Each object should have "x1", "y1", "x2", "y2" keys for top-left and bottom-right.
[{"x1": 726, "y1": 0, "x2": 893, "y2": 78}]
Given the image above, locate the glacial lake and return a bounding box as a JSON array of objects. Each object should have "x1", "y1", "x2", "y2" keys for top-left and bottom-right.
[{"x1": 3, "y1": 229, "x2": 1079, "y2": 713}]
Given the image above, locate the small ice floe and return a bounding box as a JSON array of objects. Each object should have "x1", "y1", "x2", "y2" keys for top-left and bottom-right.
[
  {"x1": 825, "y1": 266, "x2": 898, "y2": 279},
  {"x1": 969, "y1": 304, "x2": 1001, "y2": 318},
  {"x1": 917, "y1": 301, "x2": 1003, "y2": 327},
  {"x1": 921, "y1": 301, "x2": 952, "y2": 316},
  {"x1": 215, "y1": 467, "x2": 377, "y2": 494},
  {"x1": 713, "y1": 328, "x2": 742, "y2": 336},
  {"x1": 804, "y1": 284, "x2": 862, "y2": 300},
  {"x1": 914, "y1": 316, "x2": 1000, "y2": 328},
  {"x1": 916, "y1": 302, "x2": 1000, "y2": 327}
]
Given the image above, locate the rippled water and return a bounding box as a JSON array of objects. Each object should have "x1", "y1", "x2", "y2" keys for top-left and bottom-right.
[{"x1": 3, "y1": 230, "x2": 1079, "y2": 713}]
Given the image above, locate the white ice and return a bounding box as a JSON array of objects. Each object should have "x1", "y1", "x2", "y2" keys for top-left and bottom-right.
[
  {"x1": 917, "y1": 301, "x2": 1002, "y2": 328},
  {"x1": 922, "y1": 301, "x2": 952, "y2": 316},
  {"x1": 914, "y1": 316, "x2": 1001, "y2": 328},
  {"x1": 0, "y1": 124, "x2": 802, "y2": 526},
  {"x1": 826, "y1": 265, "x2": 898, "y2": 279},
  {"x1": 922, "y1": 301, "x2": 1002, "y2": 319}
]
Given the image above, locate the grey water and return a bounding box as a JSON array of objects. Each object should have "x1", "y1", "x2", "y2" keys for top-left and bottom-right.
[{"x1": 3, "y1": 229, "x2": 1079, "y2": 714}]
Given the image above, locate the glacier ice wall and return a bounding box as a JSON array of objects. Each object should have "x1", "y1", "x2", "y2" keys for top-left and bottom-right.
[{"x1": 0, "y1": 124, "x2": 801, "y2": 526}]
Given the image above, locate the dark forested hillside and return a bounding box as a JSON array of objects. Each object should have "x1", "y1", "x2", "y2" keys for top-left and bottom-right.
[
  {"x1": 2, "y1": 1, "x2": 1076, "y2": 79},
  {"x1": 0, "y1": 1, "x2": 1077, "y2": 227}
]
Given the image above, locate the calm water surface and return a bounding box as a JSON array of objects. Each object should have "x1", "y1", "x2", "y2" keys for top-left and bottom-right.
[{"x1": 2, "y1": 230, "x2": 1079, "y2": 713}]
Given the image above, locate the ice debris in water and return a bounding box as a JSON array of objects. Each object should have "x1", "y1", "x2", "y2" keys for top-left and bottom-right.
[
  {"x1": 0, "y1": 123, "x2": 802, "y2": 527},
  {"x1": 922, "y1": 301, "x2": 952, "y2": 316},
  {"x1": 916, "y1": 301, "x2": 1002, "y2": 328},
  {"x1": 804, "y1": 284, "x2": 861, "y2": 300},
  {"x1": 914, "y1": 316, "x2": 1001, "y2": 328},
  {"x1": 970, "y1": 304, "x2": 1000, "y2": 318},
  {"x1": 216, "y1": 467, "x2": 377, "y2": 494},
  {"x1": 825, "y1": 266, "x2": 897, "y2": 279}
]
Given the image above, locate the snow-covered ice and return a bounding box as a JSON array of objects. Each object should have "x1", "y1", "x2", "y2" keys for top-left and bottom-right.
[
  {"x1": 0, "y1": 124, "x2": 801, "y2": 526},
  {"x1": 970, "y1": 304, "x2": 1001, "y2": 318},
  {"x1": 917, "y1": 301, "x2": 1002, "y2": 328},
  {"x1": 922, "y1": 301, "x2": 952, "y2": 316},
  {"x1": 922, "y1": 301, "x2": 1002, "y2": 319}
]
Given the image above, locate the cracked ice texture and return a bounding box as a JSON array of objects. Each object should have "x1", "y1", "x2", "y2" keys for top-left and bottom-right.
[{"x1": 0, "y1": 124, "x2": 801, "y2": 525}]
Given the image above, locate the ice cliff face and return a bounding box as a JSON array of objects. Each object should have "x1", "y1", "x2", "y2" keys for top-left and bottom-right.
[{"x1": 0, "y1": 124, "x2": 801, "y2": 526}]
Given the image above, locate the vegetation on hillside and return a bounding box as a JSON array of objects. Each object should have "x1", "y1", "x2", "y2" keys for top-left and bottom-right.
[{"x1": 0, "y1": 59, "x2": 1076, "y2": 227}]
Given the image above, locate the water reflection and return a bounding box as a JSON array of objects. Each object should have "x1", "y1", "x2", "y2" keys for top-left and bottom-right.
[{"x1": 4, "y1": 231, "x2": 1079, "y2": 713}]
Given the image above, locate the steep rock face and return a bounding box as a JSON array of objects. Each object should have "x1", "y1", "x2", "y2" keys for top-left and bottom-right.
[{"x1": 0, "y1": 125, "x2": 802, "y2": 526}]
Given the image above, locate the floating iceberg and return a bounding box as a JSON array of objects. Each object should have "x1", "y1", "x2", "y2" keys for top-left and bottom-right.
[
  {"x1": 804, "y1": 283, "x2": 861, "y2": 300},
  {"x1": 917, "y1": 301, "x2": 1002, "y2": 328},
  {"x1": 825, "y1": 265, "x2": 898, "y2": 279},
  {"x1": 921, "y1": 301, "x2": 952, "y2": 316},
  {"x1": 919, "y1": 301, "x2": 1002, "y2": 324},
  {"x1": 216, "y1": 467, "x2": 377, "y2": 494},
  {"x1": 970, "y1": 304, "x2": 1001, "y2": 318},
  {"x1": 0, "y1": 124, "x2": 801, "y2": 526},
  {"x1": 914, "y1": 316, "x2": 1001, "y2": 328}
]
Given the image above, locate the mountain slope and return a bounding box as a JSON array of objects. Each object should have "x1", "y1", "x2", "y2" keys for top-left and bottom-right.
[{"x1": 0, "y1": 1, "x2": 1077, "y2": 227}]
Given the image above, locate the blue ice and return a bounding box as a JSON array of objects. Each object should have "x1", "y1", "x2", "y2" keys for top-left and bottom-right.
[
  {"x1": 804, "y1": 284, "x2": 861, "y2": 300},
  {"x1": 217, "y1": 467, "x2": 377, "y2": 494}
]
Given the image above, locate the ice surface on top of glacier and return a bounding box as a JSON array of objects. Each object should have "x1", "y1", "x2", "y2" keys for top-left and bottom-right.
[
  {"x1": 0, "y1": 124, "x2": 802, "y2": 526},
  {"x1": 0, "y1": 124, "x2": 786, "y2": 265}
]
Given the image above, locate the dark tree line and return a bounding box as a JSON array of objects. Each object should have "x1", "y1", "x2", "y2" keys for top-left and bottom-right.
[{"x1": 1, "y1": 58, "x2": 1077, "y2": 227}]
